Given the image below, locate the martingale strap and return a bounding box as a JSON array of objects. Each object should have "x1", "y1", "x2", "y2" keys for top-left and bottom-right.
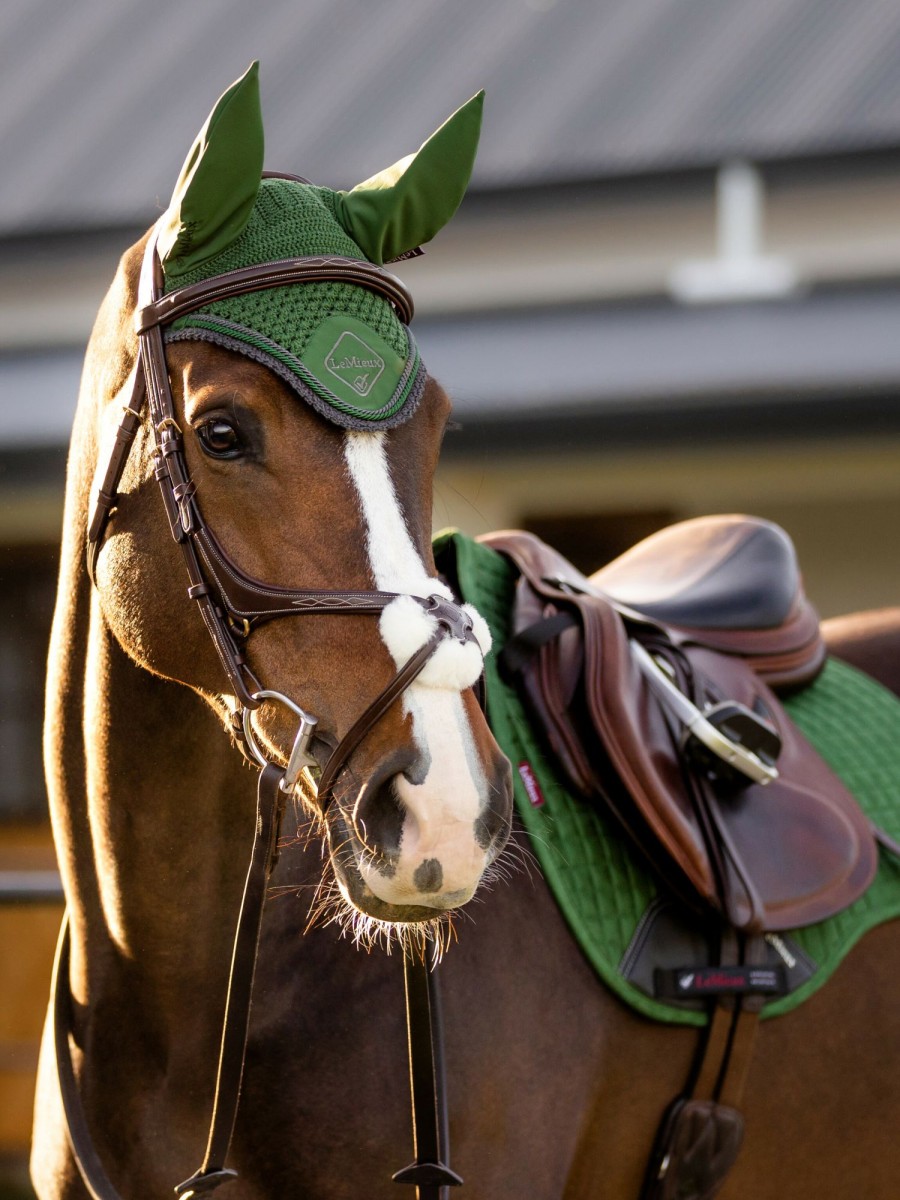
[
  {"x1": 175, "y1": 763, "x2": 287, "y2": 1197},
  {"x1": 393, "y1": 952, "x2": 464, "y2": 1197}
]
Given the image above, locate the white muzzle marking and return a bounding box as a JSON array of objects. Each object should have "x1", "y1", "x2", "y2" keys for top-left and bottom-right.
[{"x1": 344, "y1": 431, "x2": 493, "y2": 907}]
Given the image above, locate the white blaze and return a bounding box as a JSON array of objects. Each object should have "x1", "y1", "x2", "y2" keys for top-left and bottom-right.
[{"x1": 343, "y1": 431, "x2": 489, "y2": 905}]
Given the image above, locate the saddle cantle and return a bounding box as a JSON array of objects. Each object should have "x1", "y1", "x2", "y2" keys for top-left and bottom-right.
[{"x1": 481, "y1": 516, "x2": 878, "y2": 933}]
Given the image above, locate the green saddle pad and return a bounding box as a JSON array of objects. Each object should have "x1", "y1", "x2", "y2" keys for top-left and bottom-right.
[{"x1": 437, "y1": 530, "x2": 900, "y2": 1027}]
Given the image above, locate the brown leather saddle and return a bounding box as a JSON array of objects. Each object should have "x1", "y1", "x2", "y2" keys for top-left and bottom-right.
[{"x1": 482, "y1": 515, "x2": 878, "y2": 935}]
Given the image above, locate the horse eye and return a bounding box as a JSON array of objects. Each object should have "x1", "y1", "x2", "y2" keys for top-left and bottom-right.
[{"x1": 196, "y1": 417, "x2": 244, "y2": 459}]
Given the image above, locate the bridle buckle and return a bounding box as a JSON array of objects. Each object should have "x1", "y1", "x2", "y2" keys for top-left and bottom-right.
[
  {"x1": 242, "y1": 689, "x2": 319, "y2": 791},
  {"x1": 421, "y1": 594, "x2": 475, "y2": 646}
]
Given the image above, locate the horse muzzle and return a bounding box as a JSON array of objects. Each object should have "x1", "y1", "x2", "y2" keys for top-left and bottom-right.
[{"x1": 325, "y1": 737, "x2": 512, "y2": 920}]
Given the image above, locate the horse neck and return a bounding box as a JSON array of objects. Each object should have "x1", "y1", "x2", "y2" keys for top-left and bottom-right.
[{"x1": 46, "y1": 508, "x2": 255, "y2": 1049}]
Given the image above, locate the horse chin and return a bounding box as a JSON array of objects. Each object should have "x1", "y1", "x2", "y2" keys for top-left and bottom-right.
[{"x1": 324, "y1": 811, "x2": 482, "y2": 924}]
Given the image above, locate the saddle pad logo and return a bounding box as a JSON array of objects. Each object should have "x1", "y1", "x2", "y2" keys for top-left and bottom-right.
[
  {"x1": 655, "y1": 965, "x2": 787, "y2": 999},
  {"x1": 324, "y1": 331, "x2": 385, "y2": 397},
  {"x1": 518, "y1": 761, "x2": 546, "y2": 807}
]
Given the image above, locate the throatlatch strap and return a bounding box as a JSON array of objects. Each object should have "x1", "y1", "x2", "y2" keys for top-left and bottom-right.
[
  {"x1": 393, "y1": 952, "x2": 463, "y2": 1198},
  {"x1": 176, "y1": 762, "x2": 286, "y2": 1196}
]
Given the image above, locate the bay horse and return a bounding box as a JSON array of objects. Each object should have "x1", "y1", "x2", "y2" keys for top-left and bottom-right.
[{"x1": 32, "y1": 64, "x2": 900, "y2": 1200}]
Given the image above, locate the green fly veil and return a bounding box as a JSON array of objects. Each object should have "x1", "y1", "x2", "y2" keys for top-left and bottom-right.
[{"x1": 156, "y1": 62, "x2": 483, "y2": 430}]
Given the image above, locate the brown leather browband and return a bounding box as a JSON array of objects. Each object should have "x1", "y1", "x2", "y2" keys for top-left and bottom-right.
[{"x1": 136, "y1": 254, "x2": 415, "y2": 333}]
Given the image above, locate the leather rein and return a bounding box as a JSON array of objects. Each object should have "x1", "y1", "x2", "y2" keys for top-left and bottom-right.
[{"x1": 54, "y1": 232, "x2": 473, "y2": 1199}]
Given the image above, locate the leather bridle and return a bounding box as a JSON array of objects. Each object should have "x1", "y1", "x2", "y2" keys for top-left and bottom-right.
[
  {"x1": 55, "y1": 229, "x2": 476, "y2": 1199},
  {"x1": 89, "y1": 233, "x2": 477, "y2": 800}
]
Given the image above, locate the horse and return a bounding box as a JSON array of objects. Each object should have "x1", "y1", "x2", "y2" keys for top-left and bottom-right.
[{"x1": 32, "y1": 64, "x2": 900, "y2": 1200}]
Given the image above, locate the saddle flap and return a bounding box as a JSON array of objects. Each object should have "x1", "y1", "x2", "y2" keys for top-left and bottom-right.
[
  {"x1": 576, "y1": 594, "x2": 717, "y2": 903},
  {"x1": 589, "y1": 635, "x2": 878, "y2": 931}
]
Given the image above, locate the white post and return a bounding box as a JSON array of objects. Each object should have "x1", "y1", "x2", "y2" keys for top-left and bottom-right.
[{"x1": 669, "y1": 161, "x2": 798, "y2": 303}]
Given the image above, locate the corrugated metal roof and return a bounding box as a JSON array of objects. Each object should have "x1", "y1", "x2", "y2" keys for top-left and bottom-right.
[{"x1": 3, "y1": 0, "x2": 900, "y2": 236}]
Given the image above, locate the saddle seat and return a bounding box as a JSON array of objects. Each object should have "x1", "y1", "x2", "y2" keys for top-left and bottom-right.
[
  {"x1": 592, "y1": 514, "x2": 797, "y2": 629},
  {"x1": 590, "y1": 515, "x2": 825, "y2": 690}
]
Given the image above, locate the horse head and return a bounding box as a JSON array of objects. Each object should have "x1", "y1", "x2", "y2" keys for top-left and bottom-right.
[{"x1": 82, "y1": 63, "x2": 512, "y2": 928}]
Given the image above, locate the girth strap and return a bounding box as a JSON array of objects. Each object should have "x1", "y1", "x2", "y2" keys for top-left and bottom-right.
[{"x1": 640, "y1": 934, "x2": 765, "y2": 1200}]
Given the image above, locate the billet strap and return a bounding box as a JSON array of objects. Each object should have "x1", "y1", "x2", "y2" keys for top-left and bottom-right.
[{"x1": 393, "y1": 952, "x2": 463, "y2": 1198}]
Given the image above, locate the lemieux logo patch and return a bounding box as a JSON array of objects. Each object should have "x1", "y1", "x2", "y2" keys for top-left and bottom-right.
[
  {"x1": 324, "y1": 331, "x2": 385, "y2": 397},
  {"x1": 302, "y1": 313, "x2": 410, "y2": 416}
]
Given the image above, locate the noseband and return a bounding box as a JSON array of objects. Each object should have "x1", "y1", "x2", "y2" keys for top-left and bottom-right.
[{"x1": 59, "y1": 231, "x2": 479, "y2": 1199}]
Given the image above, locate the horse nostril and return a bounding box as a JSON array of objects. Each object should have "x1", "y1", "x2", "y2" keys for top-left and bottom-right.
[
  {"x1": 413, "y1": 858, "x2": 443, "y2": 894},
  {"x1": 349, "y1": 750, "x2": 418, "y2": 875},
  {"x1": 474, "y1": 806, "x2": 506, "y2": 854},
  {"x1": 473, "y1": 763, "x2": 514, "y2": 854}
]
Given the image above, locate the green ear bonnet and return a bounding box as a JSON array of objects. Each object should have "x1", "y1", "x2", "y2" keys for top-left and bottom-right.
[{"x1": 157, "y1": 63, "x2": 483, "y2": 431}]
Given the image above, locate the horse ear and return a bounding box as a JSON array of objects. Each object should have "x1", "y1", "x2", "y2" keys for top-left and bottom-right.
[
  {"x1": 157, "y1": 61, "x2": 264, "y2": 279},
  {"x1": 335, "y1": 91, "x2": 484, "y2": 265}
]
